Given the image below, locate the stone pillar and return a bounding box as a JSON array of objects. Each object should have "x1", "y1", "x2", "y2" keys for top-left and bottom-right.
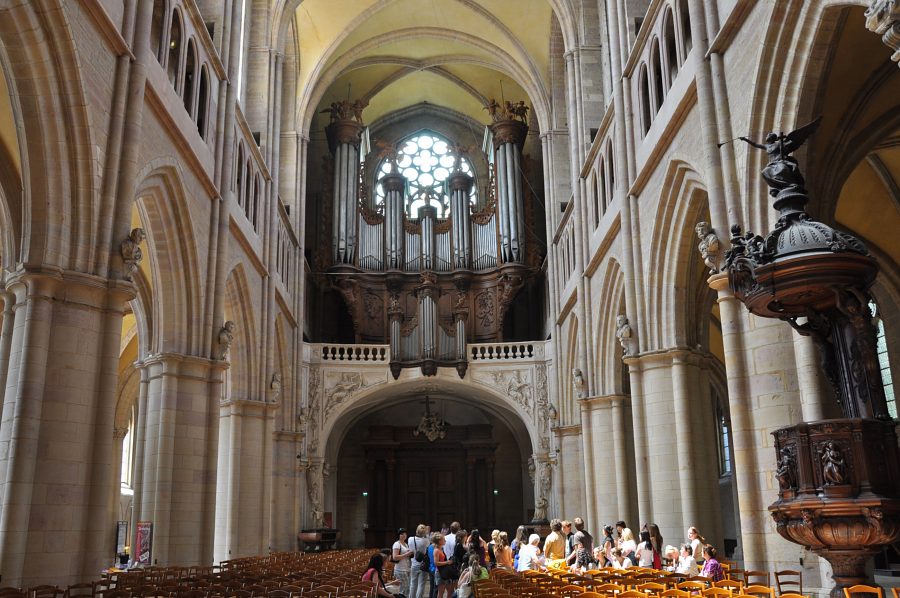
[
  {"x1": 709, "y1": 273, "x2": 804, "y2": 572},
  {"x1": 326, "y1": 119, "x2": 364, "y2": 266},
  {"x1": 138, "y1": 353, "x2": 223, "y2": 566},
  {"x1": 383, "y1": 168, "x2": 406, "y2": 270},
  {"x1": 0, "y1": 269, "x2": 133, "y2": 586},
  {"x1": 129, "y1": 366, "x2": 150, "y2": 562},
  {"x1": 215, "y1": 397, "x2": 277, "y2": 560},
  {"x1": 449, "y1": 170, "x2": 474, "y2": 269},
  {"x1": 625, "y1": 357, "x2": 652, "y2": 527},
  {"x1": 490, "y1": 119, "x2": 528, "y2": 264}
]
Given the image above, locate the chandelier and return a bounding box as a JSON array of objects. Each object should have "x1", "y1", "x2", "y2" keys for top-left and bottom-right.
[{"x1": 413, "y1": 396, "x2": 447, "y2": 442}]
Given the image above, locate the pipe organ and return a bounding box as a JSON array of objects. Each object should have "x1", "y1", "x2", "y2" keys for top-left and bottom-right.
[{"x1": 323, "y1": 105, "x2": 534, "y2": 378}]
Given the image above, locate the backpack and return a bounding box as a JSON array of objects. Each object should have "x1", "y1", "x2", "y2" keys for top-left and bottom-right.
[{"x1": 413, "y1": 538, "x2": 430, "y2": 569}]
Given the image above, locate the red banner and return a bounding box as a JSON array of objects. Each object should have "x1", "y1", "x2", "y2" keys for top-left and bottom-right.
[{"x1": 136, "y1": 521, "x2": 153, "y2": 566}]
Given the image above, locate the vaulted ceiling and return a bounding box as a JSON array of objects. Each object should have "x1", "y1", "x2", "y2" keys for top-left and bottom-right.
[{"x1": 290, "y1": 0, "x2": 556, "y2": 133}]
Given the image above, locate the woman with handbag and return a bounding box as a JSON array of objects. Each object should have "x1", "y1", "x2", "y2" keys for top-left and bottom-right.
[
  {"x1": 392, "y1": 528, "x2": 414, "y2": 596},
  {"x1": 408, "y1": 524, "x2": 430, "y2": 598},
  {"x1": 432, "y1": 533, "x2": 456, "y2": 598},
  {"x1": 362, "y1": 553, "x2": 401, "y2": 598}
]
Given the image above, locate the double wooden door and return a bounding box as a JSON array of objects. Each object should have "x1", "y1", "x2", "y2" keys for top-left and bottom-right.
[{"x1": 401, "y1": 464, "x2": 462, "y2": 531}]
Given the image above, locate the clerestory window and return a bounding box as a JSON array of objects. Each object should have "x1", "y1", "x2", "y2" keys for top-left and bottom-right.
[
  {"x1": 872, "y1": 301, "x2": 897, "y2": 418},
  {"x1": 374, "y1": 132, "x2": 476, "y2": 219}
]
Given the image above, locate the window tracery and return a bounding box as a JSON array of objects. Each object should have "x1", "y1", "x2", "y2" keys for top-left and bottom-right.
[{"x1": 374, "y1": 132, "x2": 476, "y2": 219}]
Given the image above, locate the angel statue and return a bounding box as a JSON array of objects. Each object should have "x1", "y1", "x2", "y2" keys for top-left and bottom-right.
[
  {"x1": 739, "y1": 117, "x2": 821, "y2": 198},
  {"x1": 695, "y1": 221, "x2": 722, "y2": 274}
]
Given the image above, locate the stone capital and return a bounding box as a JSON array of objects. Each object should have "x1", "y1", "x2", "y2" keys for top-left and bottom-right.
[{"x1": 866, "y1": 0, "x2": 900, "y2": 65}]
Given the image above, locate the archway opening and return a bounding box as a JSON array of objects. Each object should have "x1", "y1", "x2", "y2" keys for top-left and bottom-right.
[{"x1": 335, "y1": 395, "x2": 531, "y2": 548}]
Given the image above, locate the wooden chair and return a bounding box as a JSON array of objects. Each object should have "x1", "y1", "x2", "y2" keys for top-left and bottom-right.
[
  {"x1": 619, "y1": 591, "x2": 649, "y2": 598},
  {"x1": 703, "y1": 588, "x2": 732, "y2": 598},
  {"x1": 63, "y1": 584, "x2": 93, "y2": 598},
  {"x1": 726, "y1": 570, "x2": 746, "y2": 583},
  {"x1": 714, "y1": 580, "x2": 743, "y2": 594},
  {"x1": 581, "y1": 594, "x2": 605, "y2": 598},
  {"x1": 843, "y1": 586, "x2": 883, "y2": 598},
  {"x1": 559, "y1": 585, "x2": 586, "y2": 598},
  {"x1": 661, "y1": 590, "x2": 691, "y2": 598},
  {"x1": 743, "y1": 585, "x2": 775, "y2": 598},
  {"x1": 773, "y1": 571, "x2": 801, "y2": 596},
  {"x1": 892, "y1": 589, "x2": 900, "y2": 598},
  {"x1": 638, "y1": 583, "x2": 667, "y2": 597},
  {"x1": 595, "y1": 583, "x2": 625, "y2": 596},
  {"x1": 677, "y1": 582, "x2": 708, "y2": 595},
  {"x1": 177, "y1": 590, "x2": 208, "y2": 598},
  {"x1": 778, "y1": 594, "x2": 810, "y2": 598},
  {"x1": 743, "y1": 573, "x2": 770, "y2": 588}
]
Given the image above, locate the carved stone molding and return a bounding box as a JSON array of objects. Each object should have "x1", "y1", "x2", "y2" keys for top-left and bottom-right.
[{"x1": 866, "y1": 0, "x2": 900, "y2": 64}]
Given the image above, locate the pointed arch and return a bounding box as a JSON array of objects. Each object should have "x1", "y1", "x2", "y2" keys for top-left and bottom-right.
[
  {"x1": 646, "y1": 160, "x2": 709, "y2": 351},
  {"x1": 592, "y1": 258, "x2": 626, "y2": 396},
  {"x1": 224, "y1": 264, "x2": 258, "y2": 401},
  {"x1": 134, "y1": 165, "x2": 203, "y2": 355}
]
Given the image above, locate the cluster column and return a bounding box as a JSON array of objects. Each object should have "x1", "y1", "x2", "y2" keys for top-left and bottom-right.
[
  {"x1": 326, "y1": 118, "x2": 365, "y2": 266},
  {"x1": 490, "y1": 119, "x2": 528, "y2": 263}
]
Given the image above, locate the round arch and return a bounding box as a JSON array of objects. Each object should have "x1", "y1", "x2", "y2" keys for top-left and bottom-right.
[{"x1": 321, "y1": 374, "x2": 542, "y2": 466}]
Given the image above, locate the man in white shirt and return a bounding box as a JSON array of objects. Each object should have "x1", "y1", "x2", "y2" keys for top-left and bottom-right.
[
  {"x1": 516, "y1": 534, "x2": 545, "y2": 571},
  {"x1": 444, "y1": 521, "x2": 460, "y2": 559}
]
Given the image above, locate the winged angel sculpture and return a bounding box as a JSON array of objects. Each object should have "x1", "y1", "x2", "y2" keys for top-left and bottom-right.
[{"x1": 739, "y1": 117, "x2": 821, "y2": 199}]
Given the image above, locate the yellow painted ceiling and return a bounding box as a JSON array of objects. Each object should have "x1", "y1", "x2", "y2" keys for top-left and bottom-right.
[
  {"x1": 295, "y1": 0, "x2": 552, "y2": 131},
  {"x1": 835, "y1": 146, "x2": 900, "y2": 265}
]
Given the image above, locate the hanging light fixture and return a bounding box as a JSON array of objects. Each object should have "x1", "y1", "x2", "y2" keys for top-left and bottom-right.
[{"x1": 413, "y1": 396, "x2": 447, "y2": 442}]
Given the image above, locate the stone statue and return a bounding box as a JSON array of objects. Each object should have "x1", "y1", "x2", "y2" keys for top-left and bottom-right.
[
  {"x1": 821, "y1": 441, "x2": 847, "y2": 485},
  {"x1": 297, "y1": 406, "x2": 309, "y2": 427},
  {"x1": 616, "y1": 315, "x2": 635, "y2": 356},
  {"x1": 739, "y1": 117, "x2": 821, "y2": 198},
  {"x1": 696, "y1": 221, "x2": 722, "y2": 274},
  {"x1": 572, "y1": 368, "x2": 586, "y2": 399},
  {"x1": 533, "y1": 496, "x2": 548, "y2": 523},
  {"x1": 120, "y1": 227, "x2": 146, "y2": 279},
  {"x1": 217, "y1": 321, "x2": 235, "y2": 360},
  {"x1": 270, "y1": 372, "x2": 282, "y2": 401}
]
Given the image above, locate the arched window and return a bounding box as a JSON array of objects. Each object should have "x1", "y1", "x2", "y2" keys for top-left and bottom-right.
[
  {"x1": 252, "y1": 176, "x2": 261, "y2": 230},
  {"x1": 235, "y1": 145, "x2": 244, "y2": 194},
  {"x1": 167, "y1": 9, "x2": 183, "y2": 87},
  {"x1": 873, "y1": 301, "x2": 897, "y2": 417},
  {"x1": 716, "y1": 393, "x2": 732, "y2": 476},
  {"x1": 591, "y1": 171, "x2": 600, "y2": 228},
  {"x1": 606, "y1": 140, "x2": 615, "y2": 198},
  {"x1": 150, "y1": 0, "x2": 166, "y2": 63},
  {"x1": 120, "y1": 409, "x2": 135, "y2": 492},
  {"x1": 638, "y1": 64, "x2": 652, "y2": 136},
  {"x1": 243, "y1": 160, "x2": 252, "y2": 219},
  {"x1": 597, "y1": 161, "x2": 607, "y2": 224},
  {"x1": 663, "y1": 7, "x2": 679, "y2": 82},
  {"x1": 374, "y1": 132, "x2": 476, "y2": 219},
  {"x1": 650, "y1": 38, "x2": 665, "y2": 112},
  {"x1": 183, "y1": 40, "x2": 197, "y2": 114},
  {"x1": 197, "y1": 66, "x2": 210, "y2": 139},
  {"x1": 678, "y1": 0, "x2": 693, "y2": 59}
]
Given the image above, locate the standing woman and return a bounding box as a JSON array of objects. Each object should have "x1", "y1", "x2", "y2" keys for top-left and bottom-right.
[
  {"x1": 494, "y1": 531, "x2": 514, "y2": 568},
  {"x1": 687, "y1": 527, "x2": 706, "y2": 563},
  {"x1": 392, "y1": 528, "x2": 413, "y2": 594},
  {"x1": 511, "y1": 525, "x2": 527, "y2": 569},
  {"x1": 466, "y1": 529, "x2": 487, "y2": 566},
  {"x1": 602, "y1": 525, "x2": 615, "y2": 566},
  {"x1": 635, "y1": 530, "x2": 654, "y2": 568},
  {"x1": 408, "y1": 524, "x2": 430, "y2": 598},
  {"x1": 646, "y1": 524, "x2": 664, "y2": 569},
  {"x1": 487, "y1": 529, "x2": 500, "y2": 569},
  {"x1": 619, "y1": 528, "x2": 637, "y2": 562},
  {"x1": 432, "y1": 533, "x2": 455, "y2": 598}
]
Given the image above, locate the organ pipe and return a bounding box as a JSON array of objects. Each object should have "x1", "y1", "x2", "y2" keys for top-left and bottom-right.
[
  {"x1": 449, "y1": 170, "x2": 474, "y2": 268},
  {"x1": 383, "y1": 169, "x2": 405, "y2": 269},
  {"x1": 325, "y1": 119, "x2": 365, "y2": 265},
  {"x1": 489, "y1": 119, "x2": 529, "y2": 263}
]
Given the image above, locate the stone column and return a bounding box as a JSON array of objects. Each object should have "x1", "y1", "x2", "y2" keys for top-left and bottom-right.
[
  {"x1": 490, "y1": 119, "x2": 528, "y2": 264},
  {"x1": 129, "y1": 365, "x2": 150, "y2": 562},
  {"x1": 326, "y1": 118, "x2": 365, "y2": 266},
  {"x1": 449, "y1": 170, "x2": 474, "y2": 269},
  {"x1": 0, "y1": 269, "x2": 133, "y2": 586},
  {"x1": 709, "y1": 273, "x2": 804, "y2": 572},
  {"x1": 624, "y1": 357, "x2": 652, "y2": 527},
  {"x1": 138, "y1": 353, "x2": 222, "y2": 566},
  {"x1": 382, "y1": 168, "x2": 406, "y2": 270}
]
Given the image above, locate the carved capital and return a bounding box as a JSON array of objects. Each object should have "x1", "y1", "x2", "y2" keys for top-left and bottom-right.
[{"x1": 866, "y1": 0, "x2": 900, "y2": 65}]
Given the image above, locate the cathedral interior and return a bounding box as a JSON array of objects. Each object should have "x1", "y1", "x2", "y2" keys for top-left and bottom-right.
[{"x1": 0, "y1": 0, "x2": 899, "y2": 595}]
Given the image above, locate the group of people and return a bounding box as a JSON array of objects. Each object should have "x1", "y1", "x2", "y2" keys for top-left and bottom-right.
[{"x1": 360, "y1": 521, "x2": 726, "y2": 598}]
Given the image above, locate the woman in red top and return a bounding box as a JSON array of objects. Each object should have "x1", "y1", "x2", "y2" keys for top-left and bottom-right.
[
  {"x1": 361, "y1": 553, "x2": 395, "y2": 598},
  {"x1": 432, "y1": 533, "x2": 455, "y2": 598}
]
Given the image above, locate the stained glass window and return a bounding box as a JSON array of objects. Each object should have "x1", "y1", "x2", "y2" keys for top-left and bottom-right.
[{"x1": 375, "y1": 132, "x2": 475, "y2": 219}]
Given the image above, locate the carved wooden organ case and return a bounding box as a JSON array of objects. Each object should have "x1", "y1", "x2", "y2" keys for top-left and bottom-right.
[{"x1": 317, "y1": 116, "x2": 539, "y2": 378}]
